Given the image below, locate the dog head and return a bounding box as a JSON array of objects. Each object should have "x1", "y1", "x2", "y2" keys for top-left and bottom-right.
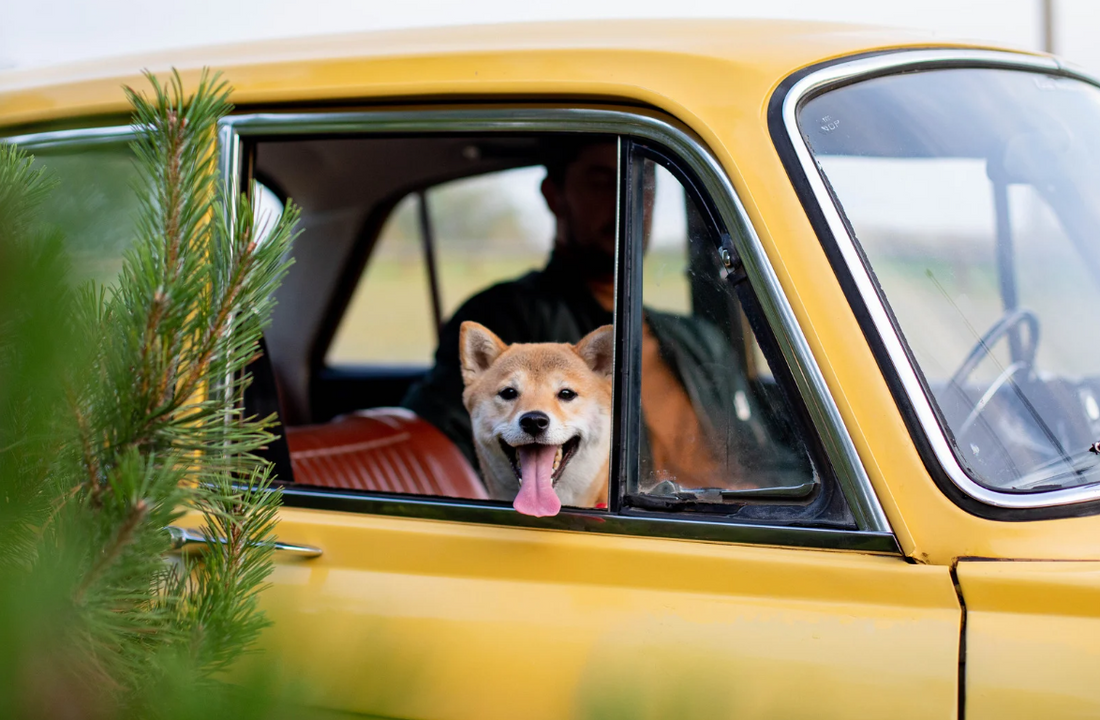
[{"x1": 459, "y1": 322, "x2": 614, "y2": 517}]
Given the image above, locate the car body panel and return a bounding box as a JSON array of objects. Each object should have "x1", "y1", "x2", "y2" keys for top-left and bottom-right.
[
  {"x1": 956, "y1": 560, "x2": 1100, "y2": 718},
  {"x1": 246, "y1": 506, "x2": 959, "y2": 719},
  {"x1": 0, "y1": 20, "x2": 987, "y2": 128},
  {"x1": 5, "y1": 21, "x2": 1095, "y2": 566},
  {"x1": 7, "y1": 18, "x2": 1100, "y2": 717}
]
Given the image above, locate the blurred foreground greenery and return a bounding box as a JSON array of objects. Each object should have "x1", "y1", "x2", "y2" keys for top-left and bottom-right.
[{"x1": 0, "y1": 71, "x2": 313, "y2": 718}]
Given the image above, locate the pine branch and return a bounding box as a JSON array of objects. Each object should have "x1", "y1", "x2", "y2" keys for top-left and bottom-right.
[
  {"x1": 74, "y1": 497, "x2": 148, "y2": 604},
  {"x1": 171, "y1": 224, "x2": 255, "y2": 414},
  {"x1": 1, "y1": 67, "x2": 299, "y2": 712},
  {"x1": 0, "y1": 145, "x2": 73, "y2": 572},
  {"x1": 66, "y1": 383, "x2": 103, "y2": 504}
]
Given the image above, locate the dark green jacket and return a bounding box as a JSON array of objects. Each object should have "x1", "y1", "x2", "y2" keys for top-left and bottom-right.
[{"x1": 402, "y1": 255, "x2": 805, "y2": 487}]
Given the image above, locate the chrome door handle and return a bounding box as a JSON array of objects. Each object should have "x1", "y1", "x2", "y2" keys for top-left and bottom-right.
[{"x1": 166, "y1": 526, "x2": 322, "y2": 559}]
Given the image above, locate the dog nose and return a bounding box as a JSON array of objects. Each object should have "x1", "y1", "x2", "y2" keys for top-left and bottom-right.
[{"x1": 519, "y1": 411, "x2": 550, "y2": 436}]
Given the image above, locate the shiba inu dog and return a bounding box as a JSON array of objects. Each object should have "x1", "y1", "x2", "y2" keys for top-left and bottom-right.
[{"x1": 459, "y1": 322, "x2": 614, "y2": 517}]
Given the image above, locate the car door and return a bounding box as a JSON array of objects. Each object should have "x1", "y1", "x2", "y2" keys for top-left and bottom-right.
[
  {"x1": 956, "y1": 560, "x2": 1100, "y2": 718},
  {"x1": 224, "y1": 108, "x2": 963, "y2": 719}
]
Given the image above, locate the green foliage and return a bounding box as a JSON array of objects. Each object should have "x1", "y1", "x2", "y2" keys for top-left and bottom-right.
[
  {"x1": 0, "y1": 70, "x2": 299, "y2": 717},
  {"x1": 0, "y1": 144, "x2": 70, "y2": 571}
]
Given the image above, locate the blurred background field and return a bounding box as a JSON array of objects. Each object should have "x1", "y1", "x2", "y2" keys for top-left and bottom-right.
[
  {"x1": 30, "y1": 139, "x2": 695, "y2": 368},
  {"x1": 326, "y1": 249, "x2": 691, "y2": 365},
  {"x1": 32, "y1": 119, "x2": 1098, "y2": 385},
  {"x1": 327, "y1": 165, "x2": 691, "y2": 365}
]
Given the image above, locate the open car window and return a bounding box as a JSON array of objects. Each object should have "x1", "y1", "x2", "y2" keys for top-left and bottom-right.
[
  {"x1": 246, "y1": 128, "x2": 857, "y2": 533},
  {"x1": 326, "y1": 167, "x2": 552, "y2": 367}
]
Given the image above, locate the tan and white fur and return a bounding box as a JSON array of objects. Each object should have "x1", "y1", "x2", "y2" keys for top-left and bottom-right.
[{"x1": 459, "y1": 322, "x2": 614, "y2": 517}]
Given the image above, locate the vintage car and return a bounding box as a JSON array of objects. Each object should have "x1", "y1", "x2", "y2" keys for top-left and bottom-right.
[{"x1": 5, "y1": 18, "x2": 1100, "y2": 719}]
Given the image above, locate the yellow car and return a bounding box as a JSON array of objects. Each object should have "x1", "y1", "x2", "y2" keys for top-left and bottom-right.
[{"x1": 5, "y1": 19, "x2": 1100, "y2": 719}]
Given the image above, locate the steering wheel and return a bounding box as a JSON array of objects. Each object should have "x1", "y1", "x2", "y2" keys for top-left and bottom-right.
[{"x1": 945, "y1": 307, "x2": 1040, "y2": 436}]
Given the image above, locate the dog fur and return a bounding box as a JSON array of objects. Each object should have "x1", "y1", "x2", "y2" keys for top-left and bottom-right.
[{"x1": 459, "y1": 322, "x2": 614, "y2": 516}]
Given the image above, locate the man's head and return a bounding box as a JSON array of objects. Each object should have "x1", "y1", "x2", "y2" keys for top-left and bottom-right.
[
  {"x1": 540, "y1": 138, "x2": 619, "y2": 278},
  {"x1": 540, "y1": 138, "x2": 657, "y2": 283}
]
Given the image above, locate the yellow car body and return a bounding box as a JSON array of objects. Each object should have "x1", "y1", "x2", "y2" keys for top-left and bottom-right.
[{"x1": 5, "y1": 20, "x2": 1100, "y2": 719}]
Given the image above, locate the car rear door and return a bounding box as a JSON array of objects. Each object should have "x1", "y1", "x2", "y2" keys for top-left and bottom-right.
[{"x1": 264, "y1": 505, "x2": 959, "y2": 719}]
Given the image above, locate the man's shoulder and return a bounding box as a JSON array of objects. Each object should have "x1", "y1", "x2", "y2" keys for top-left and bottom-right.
[
  {"x1": 446, "y1": 268, "x2": 567, "y2": 336},
  {"x1": 456, "y1": 269, "x2": 544, "y2": 310},
  {"x1": 422, "y1": 270, "x2": 543, "y2": 352}
]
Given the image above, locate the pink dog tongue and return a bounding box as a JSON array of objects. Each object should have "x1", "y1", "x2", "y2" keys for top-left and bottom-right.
[{"x1": 513, "y1": 445, "x2": 562, "y2": 517}]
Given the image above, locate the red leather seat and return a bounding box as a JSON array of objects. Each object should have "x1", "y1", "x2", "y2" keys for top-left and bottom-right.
[{"x1": 284, "y1": 408, "x2": 488, "y2": 499}]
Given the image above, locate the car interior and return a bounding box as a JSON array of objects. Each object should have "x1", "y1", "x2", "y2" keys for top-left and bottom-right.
[
  {"x1": 248, "y1": 134, "x2": 557, "y2": 497},
  {"x1": 242, "y1": 130, "x2": 849, "y2": 525}
]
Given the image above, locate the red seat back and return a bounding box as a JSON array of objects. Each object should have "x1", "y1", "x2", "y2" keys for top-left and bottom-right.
[{"x1": 284, "y1": 408, "x2": 487, "y2": 500}]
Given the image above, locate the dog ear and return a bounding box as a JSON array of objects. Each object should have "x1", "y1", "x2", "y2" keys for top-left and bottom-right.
[
  {"x1": 574, "y1": 324, "x2": 614, "y2": 378},
  {"x1": 459, "y1": 321, "x2": 508, "y2": 385}
]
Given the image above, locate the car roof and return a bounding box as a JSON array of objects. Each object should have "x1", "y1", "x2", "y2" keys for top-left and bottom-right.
[{"x1": 0, "y1": 18, "x2": 1033, "y2": 130}]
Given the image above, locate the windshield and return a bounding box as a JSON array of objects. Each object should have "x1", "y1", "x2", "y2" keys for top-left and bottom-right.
[{"x1": 799, "y1": 67, "x2": 1100, "y2": 495}]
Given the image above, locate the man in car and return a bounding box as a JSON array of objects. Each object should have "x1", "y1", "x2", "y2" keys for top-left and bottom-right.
[{"x1": 402, "y1": 137, "x2": 796, "y2": 494}]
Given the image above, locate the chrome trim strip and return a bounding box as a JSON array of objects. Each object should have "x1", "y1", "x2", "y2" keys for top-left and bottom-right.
[
  {"x1": 782, "y1": 48, "x2": 1100, "y2": 509},
  {"x1": 278, "y1": 486, "x2": 899, "y2": 554},
  {"x1": 217, "y1": 121, "x2": 243, "y2": 231},
  {"x1": 218, "y1": 107, "x2": 891, "y2": 538},
  {"x1": 167, "y1": 525, "x2": 323, "y2": 559},
  {"x1": 217, "y1": 121, "x2": 242, "y2": 201},
  {"x1": 1, "y1": 125, "x2": 135, "y2": 149}
]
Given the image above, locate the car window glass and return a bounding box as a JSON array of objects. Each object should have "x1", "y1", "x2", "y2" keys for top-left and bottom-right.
[
  {"x1": 29, "y1": 140, "x2": 141, "y2": 285},
  {"x1": 253, "y1": 131, "x2": 847, "y2": 528},
  {"x1": 24, "y1": 140, "x2": 281, "y2": 287},
  {"x1": 819, "y1": 156, "x2": 1008, "y2": 383},
  {"x1": 631, "y1": 153, "x2": 824, "y2": 513},
  {"x1": 326, "y1": 167, "x2": 552, "y2": 366},
  {"x1": 642, "y1": 164, "x2": 691, "y2": 314},
  {"x1": 643, "y1": 164, "x2": 775, "y2": 383},
  {"x1": 802, "y1": 68, "x2": 1100, "y2": 495},
  {"x1": 821, "y1": 156, "x2": 1100, "y2": 384},
  {"x1": 1011, "y1": 184, "x2": 1100, "y2": 377}
]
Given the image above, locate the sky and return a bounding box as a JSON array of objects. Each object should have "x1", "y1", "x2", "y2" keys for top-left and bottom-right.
[{"x1": 4, "y1": 0, "x2": 1100, "y2": 75}]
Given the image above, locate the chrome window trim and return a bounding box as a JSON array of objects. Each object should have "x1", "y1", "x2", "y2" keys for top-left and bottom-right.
[
  {"x1": 2, "y1": 125, "x2": 136, "y2": 149},
  {"x1": 281, "y1": 487, "x2": 898, "y2": 554},
  {"x1": 782, "y1": 48, "x2": 1100, "y2": 510},
  {"x1": 221, "y1": 107, "x2": 892, "y2": 540}
]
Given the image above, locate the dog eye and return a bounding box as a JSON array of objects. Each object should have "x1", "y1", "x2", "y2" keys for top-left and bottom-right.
[
  {"x1": 498, "y1": 387, "x2": 518, "y2": 400},
  {"x1": 557, "y1": 388, "x2": 577, "y2": 401}
]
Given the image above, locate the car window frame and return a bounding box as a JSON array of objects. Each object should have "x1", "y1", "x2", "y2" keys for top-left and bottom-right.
[
  {"x1": 772, "y1": 47, "x2": 1100, "y2": 520},
  {"x1": 616, "y1": 137, "x2": 853, "y2": 525},
  {"x1": 220, "y1": 105, "x2": 894, "y2": 552}
]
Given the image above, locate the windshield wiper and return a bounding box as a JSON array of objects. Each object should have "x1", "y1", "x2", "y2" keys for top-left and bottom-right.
[{"x1": 1009, "y1": 446, "x2": 1100, "y2": 491}]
